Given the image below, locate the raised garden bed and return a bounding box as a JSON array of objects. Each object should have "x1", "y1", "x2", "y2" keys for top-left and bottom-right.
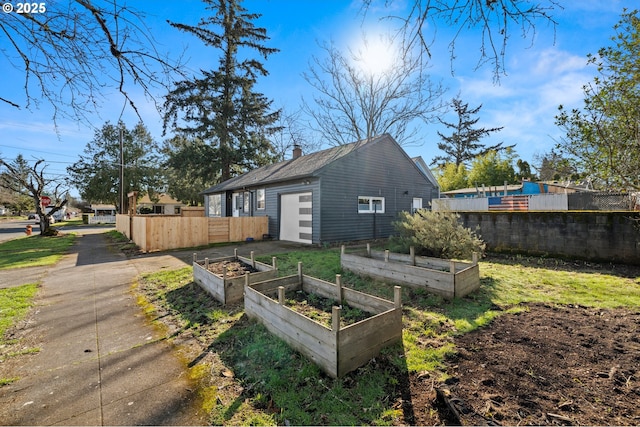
[
  {"x1": 340, "y1": 244, "x2": 480, "y2": 299},
  {"x1": 192, "y1": 249, "x2": 277, "y2": 305},
  {"x1": 245, "y1": 262, "x2": 403, "y2": 378}
]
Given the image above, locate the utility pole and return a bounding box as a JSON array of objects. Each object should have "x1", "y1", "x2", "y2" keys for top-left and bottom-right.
[{"x1": 119, "y1": 127, "x2": 124, "y2": 214}]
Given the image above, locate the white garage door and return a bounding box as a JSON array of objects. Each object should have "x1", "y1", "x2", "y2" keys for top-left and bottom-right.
[{"x1": 280, "y1": 192, "x2": 312, "y2": 244}]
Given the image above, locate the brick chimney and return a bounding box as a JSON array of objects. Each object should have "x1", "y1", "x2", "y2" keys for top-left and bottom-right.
[{"x1": 292, "y1": 144, "x2": 302, "y2": 159}]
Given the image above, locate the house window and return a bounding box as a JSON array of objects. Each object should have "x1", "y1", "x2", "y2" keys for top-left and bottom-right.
[
  {"x1": 208, "y1": 194, "x2": 221, "y2": 217},
  {"x1": 358, "y1": 196, "x2": 385, "y2": 213},
  {"x1": 243, "y1": 191, "x2": 250, "y2": 212},
  {"x1": 256, "y1": 189, "x2": 266, "y2": 210}
]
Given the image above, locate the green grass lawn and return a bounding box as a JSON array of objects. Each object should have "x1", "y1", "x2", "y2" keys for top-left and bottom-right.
[
  {"x1": 0, "y1": 233, "x2": 76, "y2": 385},
  {"x1": 0, "y1": 283, "x2": 40, "y2": 386},
  {"x1": 0, "y1": 234, "x2": 76, "y2": 270},
  {"x1": 135, "y1": 247, "x2": 640, "y2": 425}
]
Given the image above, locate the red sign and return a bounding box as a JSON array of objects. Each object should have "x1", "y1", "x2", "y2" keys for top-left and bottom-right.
[{"x1": 41, "y1": 196, "x2": 52, "y2": 207}]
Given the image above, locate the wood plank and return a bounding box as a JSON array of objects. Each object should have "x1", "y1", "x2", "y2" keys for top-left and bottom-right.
[
  {"x1": 342, "y1": 287, "x2": 395, "y2": 313},
  {"x1": 244, "y1": 287, "x2": 337, "y2": 377},
  {"x1": 342, "y1": 253, "x2": 455, "y2": 298},
  {"x1": 209, "y1": 217, "x2": 230, "y2": 243},
  {"x1": 249, "y1": 275, "x2": 300, "y2": 293},
  {"x1": 224, "y1": 280, "x2": 244, "y2": 305},
  {"x1": 367, "y1": 249, "x2": 476, "y2": 273},
  {"x1": 338, "y1": 309, "x2": 402, "y2": 376},
  {"x1": 301, "y1": 275, "x2": 340, "y2": 302},
  {"x1": 193, "y1": 262, "x2": 225, "y2": 303},
  {"x1": 454, "y1": 264, "x2": 480, "y2": 298}
]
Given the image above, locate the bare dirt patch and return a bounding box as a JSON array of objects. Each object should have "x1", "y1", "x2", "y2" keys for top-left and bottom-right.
[
  {"x1": 403, "y1": 303, "x2": 640, "y2": 426},
  {"x1": 206, "y1": 260, "x2": 259, "y2": 278}
]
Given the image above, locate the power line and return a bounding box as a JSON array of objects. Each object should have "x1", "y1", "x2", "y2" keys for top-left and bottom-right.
[{"x1": 0, "y1": 144, "x2": 79, "y2": 159}]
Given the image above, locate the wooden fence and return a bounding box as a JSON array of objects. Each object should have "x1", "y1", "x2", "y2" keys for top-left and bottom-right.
[
  {"x1": 116, "y1": 214, "x2": 268, "y2": 252},
  {"x1": 433, "y1": 193, "x2": 569, "y2": 211}
]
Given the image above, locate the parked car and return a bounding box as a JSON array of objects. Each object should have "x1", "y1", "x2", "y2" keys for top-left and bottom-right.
[
  {"x1": 32, "y1": 215, "x2": 55, "y2": 224},
  {"x1": 28, "y1": 213, "x2": 36, "y2": 219}
]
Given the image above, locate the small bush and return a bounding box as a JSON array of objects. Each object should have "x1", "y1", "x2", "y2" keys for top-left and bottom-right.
[{"x1": 391, "y1": 209, "x2": 485, "y2": 259}]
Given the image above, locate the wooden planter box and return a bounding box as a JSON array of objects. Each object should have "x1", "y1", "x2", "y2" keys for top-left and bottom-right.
[
  {"x1": 245, "y1": 263, "x2": 403, "y2": 378},
  {"x1": 192, "y1": 249, "x2": 278, "y2": 305},
  {"x1": 340, "y1": 245, "x2": 480, "y2": 299}
]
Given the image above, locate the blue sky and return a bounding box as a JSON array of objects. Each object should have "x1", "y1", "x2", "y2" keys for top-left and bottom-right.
[{"x1": 0, "y1": 0, "x2": 636, "y2": 196}]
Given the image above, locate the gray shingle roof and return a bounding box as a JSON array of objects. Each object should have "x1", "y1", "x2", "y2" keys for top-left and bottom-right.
[{"x1": 202, "y1": 134, "x2": 389, "y2": 194}]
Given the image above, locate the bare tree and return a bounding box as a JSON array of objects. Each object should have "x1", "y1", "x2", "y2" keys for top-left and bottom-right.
[
  {"x1": 302, "y1": 38, "x2": 446, "y2": 147},
  {"x1": 1, "y1": 0, "x2": 183, "y2": 124},
  {"x1": 270, "y1": 108, "x2": 322, "y2": 161},
  {"x1": 0, "y1": 156, "x2": 68, "y2": 235},
  {"x1": 362, "y1": 0, "x2": 561, "y2": 82}
]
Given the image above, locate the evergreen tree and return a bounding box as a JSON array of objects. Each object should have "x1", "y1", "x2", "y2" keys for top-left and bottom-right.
[
  {"x1": 67, "y1": 121, "x2": 162, "y2": 212},
  {"x1": 163, "y1": 0, "x2": 280, "y2": 183},
  {"x1": 161, "y1": 136, "x2": 220, "y2": 206},
  {"x1": 431, "y1": 97, "x2": 508, "y2": 167},
  {"x1": 515, "y1": 159, "x2": 535, "y2": 181}
]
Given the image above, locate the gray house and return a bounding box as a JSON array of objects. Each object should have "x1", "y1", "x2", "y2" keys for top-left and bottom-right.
[{"x1": 202, "y1": 134, "x2": 438, "y2": 245}]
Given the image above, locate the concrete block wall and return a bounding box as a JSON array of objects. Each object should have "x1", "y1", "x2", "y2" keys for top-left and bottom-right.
[{"x1": 458, "y1": 211, "x2": 640, "y2": 265}]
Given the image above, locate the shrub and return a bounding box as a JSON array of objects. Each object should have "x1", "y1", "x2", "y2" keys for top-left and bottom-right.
[{"x1": 391, "y1": 209, "x2": 485, "y2": 259}]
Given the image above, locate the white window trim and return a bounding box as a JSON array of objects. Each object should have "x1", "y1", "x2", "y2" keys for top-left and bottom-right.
[
  {"x1": 358, "y1": 196, "x2": 385, "y2": 214},
  {"x1": 256, "y1": 189, "x2": 266, "y2": 210},
  {"x1": 208, "y1": 194, "x2": 222, "y2": 217},
  {"x1": 243, "y1": 191, "x2": 250, "y2": 212}
]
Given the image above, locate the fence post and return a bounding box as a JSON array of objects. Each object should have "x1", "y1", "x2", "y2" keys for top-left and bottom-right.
[
  {"x1": 336, "y1": 274, "x2": 342, "y2": 303},
  {"x1": 278, "y1": 286, "x2": 285, "y2": 305},
  {"x1": 449, "y1": 261, "x2": 455, "y2": 274},
  {"x1": 250, "y1": 251, "x2": 255, "y2": 268},
  {"x1": 193, "y1": 253, "x2": 197, "y2": 264},
  {"x1": 472, "y1": 252, "x2": 478, "y2": 265},
  {"x1": 366, "y1": 243, "x2": 371, "y2": 257},
  {"x1": 272, "y1": 256, "x2": 277, "y2": 270},
  {"x1": 234, "y1": 248, "x2": 238, "y2": 259},
  {"x1": 394, "y1": 286, "x2": 402, "y2": 309},
  {"x1": 385, "y1": 249, "x2": 389, "y2": 262},
  {"x1": 341, "y1": 245, "x2": 345, "y2": 255},
  {"x1": 332, "y1": 305, "x2": 341, "y2": 336},
  {"x1": 297, "y1": 262, "x2": 303, "y2": 285},
  {"x1": 410, "y1": 246, "x2": 415, "y2": 266},
  {"x1": 204, "y1": 257, "x2": 209, "y2": 270}
]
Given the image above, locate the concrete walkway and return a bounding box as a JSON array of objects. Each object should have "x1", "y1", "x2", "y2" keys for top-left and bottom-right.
[{"x1": 0, "y1": 233, "x2": 206, "y2": 425}]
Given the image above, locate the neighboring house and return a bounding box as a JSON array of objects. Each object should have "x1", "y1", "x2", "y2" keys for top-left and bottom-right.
[
  {"x1": 411, "y1": 156, "x2": 441, "y2": 200},
  {"x1": 86, "y1": 203, "x2": 117, "y2": 224},
  {"x1": 441, "y1": 180, "x2": 594, "y2": 199},
  {"x1": 202, "y1": 134, "x2": 438, "y2": 245},
  {"x1": 137, "y1": 193, "x2": 187, "y2": 215},
  {"x1": 89, "y1": 204, "x2": 117, "y2": 215}
]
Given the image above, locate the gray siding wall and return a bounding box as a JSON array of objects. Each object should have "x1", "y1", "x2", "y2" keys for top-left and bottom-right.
[
  {"x1": 204, "y1": 181, "x2": 321, "y2": 243},
  {"x1": 263, "y1": 180, "x2": 320, "y2": 242},
  {"x1": 318, "y1": 139, "x2": 435, "y2": 243}
]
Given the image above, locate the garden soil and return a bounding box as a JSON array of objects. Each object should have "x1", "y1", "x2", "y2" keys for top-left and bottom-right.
[{"x1": 401, "y1": 303, "x2": 640, "y2": 426}]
